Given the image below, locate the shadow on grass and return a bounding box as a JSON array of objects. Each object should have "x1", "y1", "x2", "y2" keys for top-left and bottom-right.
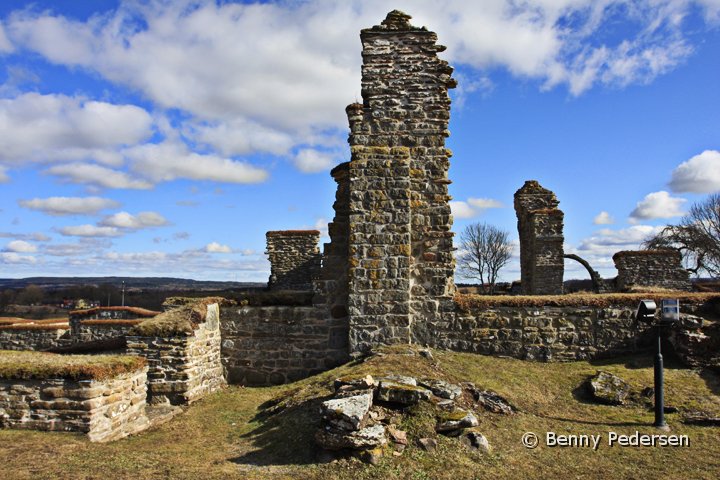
[
  {"x1": 229, "y1": 393, "x2": 333, "y2": 467},
  {"x1": 537, "y1": 414, "x2": 645, "y2": 427},
  {"x1": 699, "y1": 367, "x2": 720, "y2": 396},
  {"x1": 588, "y1": 350, "x2": 687, "y2": 371}
]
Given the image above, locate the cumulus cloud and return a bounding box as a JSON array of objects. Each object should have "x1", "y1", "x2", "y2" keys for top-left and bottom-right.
[
  {"x1": 669, "y1": 150, "x2": 720, "y2": 193},
  {"x1": 45, "y1": 163, "x2": 153, "y2": 190},
  {"x1": 205, "y1": 242, "x2": 232, "y2": 253},
  {"x1": 450, "y1": 201, "x2": 478, "y2": 219},
  {"x1": 4, "y1": 240, "x2": 37, "y2": 253},
  {"x1": 0, "y1": 93, "x2": 152, "y2": 166},
  {"x1": 125, "y1": 141, "x2": 268, "y2": 184},
  {"x1": 18, "y1": 196, "x2": 120, "y2": 216},
  {"x1": 0, "y1": 252, "x2": 37, "y2": 264},
  {"x1": 577, "y1": 225, "x2": 664, "y2": 256},
  {"x1": 593, "y1": 211, "x2": 614, "y2": 225},
  {"x1": 57, "y1": 225, "x2": 121, "y2": 237},
  {"x1": 99, "y1": 211, "x2": 169, "y2": 230},
  {"x1": 293, "y1": 149, "x2": 337, "y2": 173},
  {"x1": 1, "y1": 0, "x2": 710, "y2": 177},
  {"x1": 0, "y1": 166, "x2": 9, "y2": 183},
  {"x1": 451, "y1": 197, "x2": 503, "y2": 219},
  {"x1": 0, "y1": 231, "x2": 50, "y2": 242},
  {"x1": 629, "y1": 191, "x2": 686, "y2": 223}
]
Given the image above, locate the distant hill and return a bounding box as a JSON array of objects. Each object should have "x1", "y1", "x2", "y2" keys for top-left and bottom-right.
[{"x1": 0, "y1": 277, "x2": 265, "y2": 291}]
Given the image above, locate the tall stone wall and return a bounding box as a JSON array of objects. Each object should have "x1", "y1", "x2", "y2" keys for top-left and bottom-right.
[
  {"x1": 344, "y1": 10, "x2": 457, "y2": 353},
  {"x1": 266, "y1": 230, "x2": 321, "y2": 291},
  {"x1": 514, "y1": 180, "x2": 565, "y2": 295},
  {"x1": 613, "y1": 250, "x2": 691, "y2": 291}
]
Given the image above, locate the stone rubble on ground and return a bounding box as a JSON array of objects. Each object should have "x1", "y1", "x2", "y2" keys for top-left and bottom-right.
[{"x1": 315, "y1": 372, "x2": 496, "y2": 464}]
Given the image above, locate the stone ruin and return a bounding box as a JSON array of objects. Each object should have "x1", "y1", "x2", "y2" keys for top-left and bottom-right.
[
  {"x1": 0, "y1": 12, "x2": 714, "y2": 420},
  {"x1": 513, "y1": 180, "x2": 691, "y2": 293},
  {"x1": 614, "y1": 249, "x2": 691, "y2": 292},
  {"x1": 266, "y1": 230, "x2": 321, "y2": 291},
  {"x1": 513, "y1": 180, "x2": 565, "y2": 295}
]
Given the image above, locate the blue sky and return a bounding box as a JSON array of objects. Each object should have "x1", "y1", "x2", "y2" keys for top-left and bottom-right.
[{"x1": 0, "y1": 0, "x2": 718, "y2": 283}]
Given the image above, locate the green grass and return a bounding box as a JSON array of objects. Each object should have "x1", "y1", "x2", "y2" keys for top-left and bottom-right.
[
  {"x1": 0, "y1": 350, "x2": 146, "y2": 380},
  {"x1": 0, "y1": 346, "x2": 718, "y2": 479}
]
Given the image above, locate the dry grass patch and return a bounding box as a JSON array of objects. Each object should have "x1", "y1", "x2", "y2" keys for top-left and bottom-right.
[
  {"x1": 0, "y1": 350, "x2": 146, "y2": 381},
  {"x1": 455, "y1": 292, "x2": 720, "y2": 310}
]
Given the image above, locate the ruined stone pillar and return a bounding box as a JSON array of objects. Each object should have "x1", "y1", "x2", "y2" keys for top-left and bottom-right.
[
  {"x1": 266, "y1": 230, "x2": 321, "y2": 291},
  {"x1": 344, "y1": 11, "x2": 457, "y2": 353},
  {"x1": 514, "y1": 180, "x2": 565, "y2": 295}
]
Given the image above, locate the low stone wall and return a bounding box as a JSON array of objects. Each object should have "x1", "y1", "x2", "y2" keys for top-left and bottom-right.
[
  {"x1": 220, "y1": 304, "x2": 348, "y2": 385},
  {"x1": 126, "y1": 303, "x2": 225, "y2": 405},
  {"x1": 73, "y1": 320, "x2": 141, "y2": 343},
  {"x1": 0, "y1": 327, "x2": 70, "y2": 351},
  {"x1": 0, "y1": 367, "x2": 148, "y2": 442},
  {"x1": 419, "y1": 298, "x2": 719, "y2": 361}
]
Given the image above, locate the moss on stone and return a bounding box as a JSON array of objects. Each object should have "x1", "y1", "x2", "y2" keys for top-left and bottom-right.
[
  {"x1": 0, "y1": 350, "x2": 146, "y2": 381},
  {"x1": 131, "y1": 297, "x2": 222, "y2": 337}
]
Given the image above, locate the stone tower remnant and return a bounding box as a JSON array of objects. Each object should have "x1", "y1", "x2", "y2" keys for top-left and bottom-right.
[
  {"x1": 266, "y1": 230, "x2": 321, "y2": 290},
  {"x1": 514, "y1": 180, "x2": 565, "y2": 295},
  {"x1": 324, "y1": 10, "x2": 457, "y2": 353}
]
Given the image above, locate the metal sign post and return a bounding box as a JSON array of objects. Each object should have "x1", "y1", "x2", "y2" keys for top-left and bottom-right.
[{"x1": 636, "y1": 299, "x2": 679, "y2": 430}]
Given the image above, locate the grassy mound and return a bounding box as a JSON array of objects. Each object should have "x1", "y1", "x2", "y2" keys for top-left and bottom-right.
[
  {"x1": 0, "y1": 346, "x2": 718, "y2": 479},
  {"x1": 0, "y1": 350, "x2": 146, "y2": 381}
]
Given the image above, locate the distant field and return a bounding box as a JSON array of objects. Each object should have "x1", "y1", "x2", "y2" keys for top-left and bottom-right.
[{"x1": 1, "y1": 347, "x2": 718, "y2": 479}]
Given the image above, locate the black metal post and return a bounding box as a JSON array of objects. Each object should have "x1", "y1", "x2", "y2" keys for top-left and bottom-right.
[{"x1": 654, "y1": 326, "x2": 667, "y2": 428}]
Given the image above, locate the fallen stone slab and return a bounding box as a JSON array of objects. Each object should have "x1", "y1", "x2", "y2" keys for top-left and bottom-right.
[
  {"x1": 376, "y1": 380, "x2": 431, "y2": 405},
  {"x1": 473, "y1": 390, "x2": 515, "y2": 415},
  {"x1": 334, "y1": 374, "x2": 376, "y2": 392},
  {"x1": 587, "y1": 371, "x2": 631, "y2": 405},
  {"x1": 436, "y1": 410, "x2": 479, "y2": 434},
  {"x1": 315, "y1": 424, "x2": 387, "y2": 450},
  {"x1": 320, "y1": 391, "x2": 373, "y2": 431},
  {"x1": 380, "y1": 375, "x2": 417, "y2": 386},
  {"x1": 419, "y1": 379, "x2": 462, "y2": 400},
  {"x1": 682, "y1": 411, "x2": 720, "y2": 426}
]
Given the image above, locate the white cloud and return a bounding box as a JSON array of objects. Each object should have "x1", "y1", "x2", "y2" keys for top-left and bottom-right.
[
  {"x1": 294, "y1": 149, "x2": 337, "y2": 173},
  {"x1": 205, "y1": 242, "x2": 232, "y2": 253},
  {"x1": 450, "y1": 201, "x2": 478, "y2": 219},
  {"x1": 669, "y1": 150, "x2": 720, "y2": 193},
  {"x1": 125, "y1": 141, "x2": 268, "y2": 184},
  {"x1": 451, "y1": 197, "x2": 503, "y2": 219},
  {"x1": 593, "y1": 211, "x2": 614, "y2": 225},
  {"x1": 4, "y1": 240, "x2": 37, "y2": 253},
  {"x1": 467, "y1": 198, "x2": 504, "y2": 210},
  {"x1": 0, "y1": 93, "x2": 152, "y2": 166},
  {"x1": 57, "y1": 225, "x2": 122, "y2": 237},
  {"x1": 45, "y1": 163, "x2": 154, "y2": 190},
  {"x1": 0, "y1": 166, "x2": 9, "y2": 183},
  {"x1": 99, "y1": 211, "x2": 169, "y2": 230},
  {"x1": 0, "y1": 252, "x2": 36, "y2": 264},
  {"x1": 577, "y1": 225, "x2": 665, "y2": 256},
  {"x1": 0, "y1": 22, "x2": 13, "y2": 53},
  {"x1": 18, "y1": 196, "x2": 120, "y2": 216},
  {"x1": 2, "y1": 0, "x2": 708, "y2": 173},
  {"x1": 629, "y1": 190, "x2": 686, "y2": 223}
]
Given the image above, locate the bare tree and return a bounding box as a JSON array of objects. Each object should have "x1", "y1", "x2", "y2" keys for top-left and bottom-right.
[
  {"x1": 458, "y1": 222, "x2": 513, "y2": 294},
  {"x1": 643, "y1": 193, "x2": 720, "y2": 278}
]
